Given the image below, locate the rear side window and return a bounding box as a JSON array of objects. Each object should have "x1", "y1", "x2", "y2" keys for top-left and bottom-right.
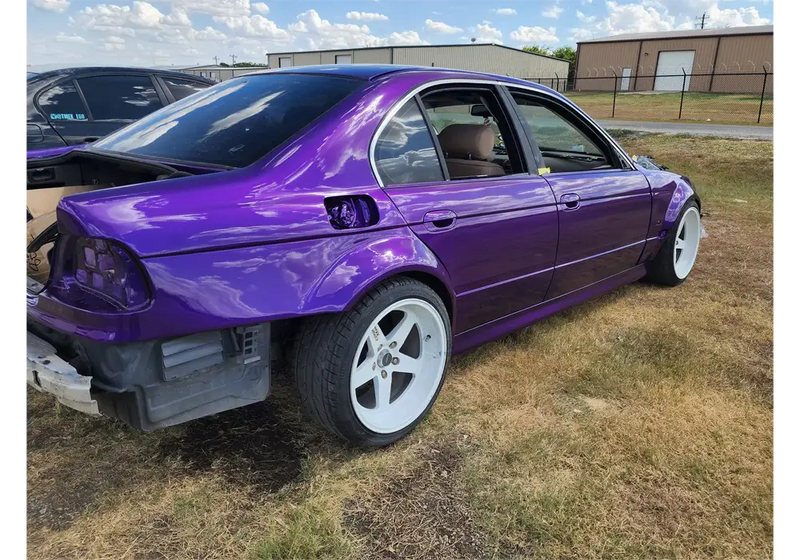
[
  {"x1": 374, "y1": 98, "x2": 444, "y2": 186},
  {"x1": 162, "y1": 77, "x2": 210, "y2": 101},
  {"x1": 77, "y1": 75, "x2": 162, "y2": 121},
  {"x1": 38, "y1": 82, "x2": 88, "y2": 122},
  {"x1": 92, "y1": 74, "x2": 363, "y2": 168}
]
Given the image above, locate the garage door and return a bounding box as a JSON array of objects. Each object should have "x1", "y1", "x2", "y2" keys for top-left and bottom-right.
[{"x1": 654, "y1": 51, "x2": 695, "y2": 91}]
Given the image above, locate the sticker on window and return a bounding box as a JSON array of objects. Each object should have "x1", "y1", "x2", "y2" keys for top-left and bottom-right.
[{"x1": 50, "y1": 113, "x2": 87, "y2": 121}]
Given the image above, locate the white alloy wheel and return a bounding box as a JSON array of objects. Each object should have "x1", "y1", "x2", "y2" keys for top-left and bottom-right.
[
  {"x1": 673, "y1": 206, "x2": 701, "y2": 279},
  {"x1": 349, "y1": 298, "x2": 448, "y2": 434}
]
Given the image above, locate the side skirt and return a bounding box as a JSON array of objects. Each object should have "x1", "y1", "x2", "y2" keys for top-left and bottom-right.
[{"x1": 452, "y1": 264, "x2": 646, "y2": 355}]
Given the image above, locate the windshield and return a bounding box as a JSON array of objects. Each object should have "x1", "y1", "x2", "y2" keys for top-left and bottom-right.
[{"x1": 91, "y1": 73, "x2": 363, "y2": 168}]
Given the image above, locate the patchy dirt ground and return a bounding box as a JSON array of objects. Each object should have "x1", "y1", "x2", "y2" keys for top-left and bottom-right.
[{"x1": 27, "y1": 135, "x2": 773, "y2": 559}]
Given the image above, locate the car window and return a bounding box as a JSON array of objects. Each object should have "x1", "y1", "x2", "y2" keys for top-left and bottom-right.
[
  {"x1": 37, "y1": 82, "x2": 88, "y2": 122},
  {"x1": 373, "y1": 98, "x2": 445, "y2": 186},
  {"x1": 421, "y1": 87, "x2": 526, "y2": 178},
  {"x1": 77, "y1": 75, "x2": 162, "y2": 121},
  {"x1": 91, "y1": 74, "x2": 363, "y2": 168},
  {"x1": 162, "y1": 77, "x2": 211, "y2": 101},
  {"x1": 510, "y1": 93, "x2": 605, "y2": 157}
]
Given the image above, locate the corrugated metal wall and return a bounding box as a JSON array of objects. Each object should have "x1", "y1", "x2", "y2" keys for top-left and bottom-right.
[
  {"x1": 574, "y1": 42, "x2": 640, "y2": 90},
  {"x1": 575, "y1": 33, "x2": 773, "y2": 93},
  {"x1": 354, "y1": 48, "x2": 392, "y2": 64},
  {"x1": 393, "y1": 45, "x2": 568, "y2": 78}
]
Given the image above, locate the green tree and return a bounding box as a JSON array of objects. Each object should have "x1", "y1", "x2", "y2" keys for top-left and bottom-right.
[
  {"x1": 551, "y1": 46, "x2": 577, "y2": 79},
  {"x1": 522, "y1": 45, "x2": 553, "y2": 56}
]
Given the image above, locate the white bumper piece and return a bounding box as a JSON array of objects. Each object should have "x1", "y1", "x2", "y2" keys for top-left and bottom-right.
[{"x1": 27, "y1": 331, "x2": 100, "y2": 415}]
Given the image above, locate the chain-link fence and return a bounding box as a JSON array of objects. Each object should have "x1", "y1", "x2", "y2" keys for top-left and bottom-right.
[{"x1": 523, "y1": 70, "x2": 773, "y2": 125}]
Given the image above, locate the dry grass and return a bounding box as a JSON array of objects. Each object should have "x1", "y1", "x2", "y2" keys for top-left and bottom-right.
[
  {"x1": 567, "y1": 91, "x2": 774, "y2": 125},
  {"x1": 27, "y1": 135, "x2": 773, "y2": 559}
]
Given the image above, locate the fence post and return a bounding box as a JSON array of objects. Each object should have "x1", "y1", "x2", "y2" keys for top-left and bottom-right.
[
  {"x1": 554, "y1": 72, "x2": 560, "y2": 92},
  {"x1": 678, "y1": 69, "x2": 687, "y2": 120},
  {"x1": 612, "y1": 70, "x2": 618, "y2": 118},
  {"x1": 757, "y1": 66, "x2": 768, "y2": 124}
]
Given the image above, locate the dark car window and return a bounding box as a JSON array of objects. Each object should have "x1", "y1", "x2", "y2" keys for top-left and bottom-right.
[
  {"x1": 162, "y1": 77, "x2": 211, "y2": 101},
  {"x1": 37, "y1": 82, "x2": 88, "y2": 122},
  {"x1": 91, "y1": 74, "x2": 363, "y2": 168},
  {"x1": 77, "y1": 75, "x2": 162, "y2": 121},
  {"x1": 374, "y1": 98, "x2": 444, "y2": 186}
]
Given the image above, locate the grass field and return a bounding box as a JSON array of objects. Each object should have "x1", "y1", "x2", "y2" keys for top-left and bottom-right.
[
  {"x1": 566, "y1": 91, "x2": 774, "y2": 125},
  {"x1": 27, "y1": 134, "x2": 773, "y2": 560}
]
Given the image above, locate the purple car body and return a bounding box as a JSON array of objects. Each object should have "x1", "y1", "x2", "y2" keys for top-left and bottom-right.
[{"x1": 27, "y1": 65, "x2": 700, "y2": 440}]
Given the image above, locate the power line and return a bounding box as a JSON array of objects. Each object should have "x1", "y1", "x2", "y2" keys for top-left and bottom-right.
[
  {"x1": 695, "y1": 12, "x2": 708, "y2": 29},
  {"x1": 212, "y1": 55, "x2": 219, "y2": 65},
  {"x1": 230, "y1": 54, "x2": 237, "y2": 66}
]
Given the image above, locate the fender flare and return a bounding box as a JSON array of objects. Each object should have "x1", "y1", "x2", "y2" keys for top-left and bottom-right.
[
  {"x1": 664, "y1": 177, "x2": 701, "y2": 232},
  {"x1": 304, "y1": 230, "x2": 457, "y2": 324}
]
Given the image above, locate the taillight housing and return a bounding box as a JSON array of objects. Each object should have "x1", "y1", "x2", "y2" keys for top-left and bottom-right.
[{"x1": 72, "y1": 237, "x2": 150, "y2": 310}]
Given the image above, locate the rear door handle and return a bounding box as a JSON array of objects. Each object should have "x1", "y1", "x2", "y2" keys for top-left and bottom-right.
[
  {"x1": 560, "y1": 193, "x2": 581, "y2": 210},
  {"x1": 423, "y1": 210, "x2": 457, "y2": 232},
  {"x1": 82, "y1": 137, "x2": 99, "y2": 143}
]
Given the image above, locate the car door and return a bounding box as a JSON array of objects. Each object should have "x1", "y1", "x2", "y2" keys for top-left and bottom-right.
[
  {"x1": 375, "y1": 83, "x2": 559, "y2": 334},
  {"x1": 506, "y1": 88, "x2": 652, "y2": 300},
  {"x1": 47, "y1": 73, "x2": 167, "y2": 145}
]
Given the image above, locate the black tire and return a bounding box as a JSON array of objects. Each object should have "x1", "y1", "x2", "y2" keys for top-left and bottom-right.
[
  {"x1": 292, "y1": 277, "x2": 451, "y2": 447},
  {"x1": 645, "y1": 200, "x2": 700, "y2": 287}
]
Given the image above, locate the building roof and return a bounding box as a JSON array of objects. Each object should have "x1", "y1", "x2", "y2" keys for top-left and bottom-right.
[
  {"x1": 267, "y1": 43, "x2": 570, "y2": 63},
  {"x1": 578, "y1": 24, "x2": 773, "y2": 44}
]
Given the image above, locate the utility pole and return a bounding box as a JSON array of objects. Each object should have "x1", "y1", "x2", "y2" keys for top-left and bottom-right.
[
  {"x1": 695, "y1": 12, "x2": 708, "y2": 29},
  {"x1": 230, "y1": 54, "x2": 237, "y2": 67},
  {"x1": 212, "y1": 55, "x2": 219, "y2": 65}
]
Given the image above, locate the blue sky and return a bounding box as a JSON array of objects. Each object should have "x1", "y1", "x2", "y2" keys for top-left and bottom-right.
[{"x1": 27, "y1": 0, "x2": 773, "y2": 68}]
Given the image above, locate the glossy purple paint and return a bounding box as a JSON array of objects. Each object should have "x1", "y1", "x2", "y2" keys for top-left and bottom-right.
[{"x1": 27, "y1": 66, "x2": 698, "y2": 351}]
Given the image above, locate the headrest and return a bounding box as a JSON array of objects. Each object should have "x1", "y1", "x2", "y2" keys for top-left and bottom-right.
[{"x1": 438, "y1": 124, "x2": 495, "y2": 161}]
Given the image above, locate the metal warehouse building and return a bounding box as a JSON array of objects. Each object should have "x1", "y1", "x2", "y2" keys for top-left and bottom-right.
[
  {"x1": 574, "y1": 25, "x2": 773, "y2": 93},
  {"x1": 266, "y1": 44, "x2": 569, "y2": 82}
]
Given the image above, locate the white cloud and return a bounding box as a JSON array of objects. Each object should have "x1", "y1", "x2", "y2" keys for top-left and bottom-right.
[
  {"x1": 55, "y1": 32, "x2": 86, "y2": 43},
  {"x1": 474, "y1": 23, "x2": 503, "y2": 43},
  {"x1": 386, "y1": 31, "x2": 428, "y2": 45},
  {"x1": 424, "y1": 19, "x2": 462, "y2": 34},
  {"x1": 346, "y1": 11, "x2": 389, "y2": 21},
  {"x1": 166, "y1": 0, "x2": 250, "y2": 18},
  {"x1": 77, "y1": 2, "x2": 193, "y2": 33},
  {"x1": 106, "y1": 35, "x2": 125, "y2": 44},
  {"x1": 251, "y1": 2, "x2": 269, "y2": 14},
  {"x1": 542, "y1": 5, "x2": 564, "y2": 19},
  {"x1": 31, "y1": 0, "x2": 70, "y2": 12},
  {"x1": 190, "y1": 26, "x2": 227, "y2": 41},
  {"x1": 569, "y1": 28, "x2": 596, "y2": 42},
  {"x1": 706, "y1": 4, "x2": 770, "y2": 27},
  {"x1": 215, "y1": 14, "x2": 292, "y2": 41},
  {"x1": 510, "y1": 25, "x2": 559, "y2": 44},
  {"x1": 495, "y1": 8, "x2": 517, "y2": 15}
]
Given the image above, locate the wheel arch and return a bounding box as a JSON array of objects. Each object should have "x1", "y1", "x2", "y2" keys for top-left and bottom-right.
[{"x1": 305, "y1": 230, "x2": 457, "y2": 327}]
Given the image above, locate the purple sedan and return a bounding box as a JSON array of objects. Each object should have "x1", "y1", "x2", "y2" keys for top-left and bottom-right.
[{"x1": 26, "y1": 65, "x2": 703, "y2": 447}]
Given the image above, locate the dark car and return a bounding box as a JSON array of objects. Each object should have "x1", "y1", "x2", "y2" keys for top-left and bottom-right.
[{"x1": 27, "y1": 67, "x2": 215, "y2": 150}]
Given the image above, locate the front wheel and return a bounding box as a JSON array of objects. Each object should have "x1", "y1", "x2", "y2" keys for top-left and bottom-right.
[
  {"x1": 293, "y1": 277, "x2": 451, "y2": 447},
  {"x1": 646, "y1": 200, "x2": 702, "y2": 286}
]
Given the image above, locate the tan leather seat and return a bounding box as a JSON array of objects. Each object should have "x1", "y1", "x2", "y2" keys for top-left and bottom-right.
[{"x1": 437, "y1": 124, "x2": 505, "y2": 179}]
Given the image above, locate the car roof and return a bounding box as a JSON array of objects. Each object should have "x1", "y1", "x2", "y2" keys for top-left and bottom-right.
[
  {"x1": 27, "y1": 66, "x2": 216, "y2": 84},
  {"x1": 249, "y1": 64, "x2": 550, "y2": 91}
]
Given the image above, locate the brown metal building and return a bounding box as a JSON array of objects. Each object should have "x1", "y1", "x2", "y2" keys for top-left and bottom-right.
[{"x1": 574, "y1": 25, "x2": 772, "y2": 93}]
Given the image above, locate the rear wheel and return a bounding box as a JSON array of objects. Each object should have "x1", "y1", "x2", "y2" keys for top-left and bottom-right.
[
  {"x1": 293, "y1": 277, "x2": 451, "y2": 447},
  {"x1": 646, "y1": 201, "x2": 702, "y2": 286}
]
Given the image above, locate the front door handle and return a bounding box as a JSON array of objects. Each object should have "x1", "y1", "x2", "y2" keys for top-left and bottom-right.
[
  {"x1": 82, "y1": 137, "x2": 99, "y2": 143},
  {"x1": 560, "y1": 193, "x2": 581, "y2": 210},
  {"x1": 423, "y1": 209, "x2": 457, "y2": 232}
]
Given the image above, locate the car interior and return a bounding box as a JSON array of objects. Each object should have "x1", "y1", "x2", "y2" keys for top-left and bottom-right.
[
  {"x1": 421, "y1": 89, "x2": 525, "y2": 179},
  {"x1": 421, "y1": 88, "x2": 615, "y2": 178}
]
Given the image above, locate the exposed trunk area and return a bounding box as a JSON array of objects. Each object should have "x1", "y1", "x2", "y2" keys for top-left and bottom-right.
[{"x1": 26, "y1": 151, "x2": 195, "y2": 290}]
